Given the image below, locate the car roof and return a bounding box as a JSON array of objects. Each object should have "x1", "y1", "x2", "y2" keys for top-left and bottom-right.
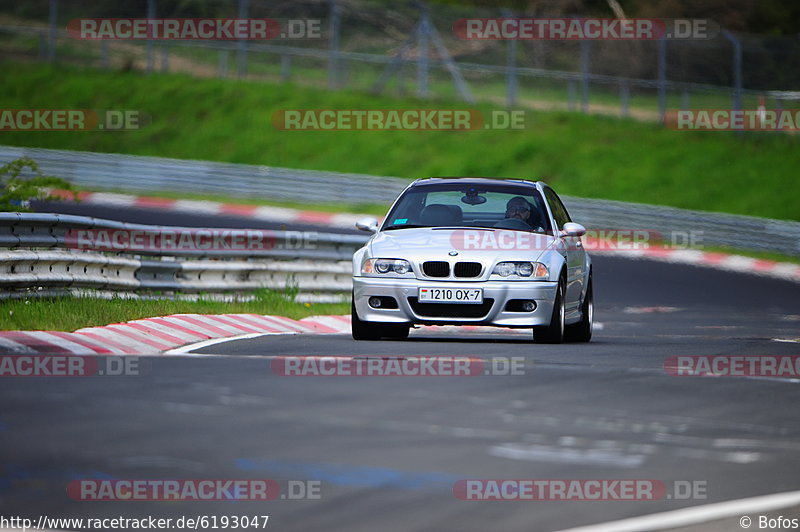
[{"x1": 410, "y1": 177, "x2": 543, "y2": 188}]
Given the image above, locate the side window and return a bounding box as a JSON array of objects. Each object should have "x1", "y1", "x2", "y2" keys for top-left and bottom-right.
[{"x1": 544, "y1": 188, "x2": 571, "y2": 230}]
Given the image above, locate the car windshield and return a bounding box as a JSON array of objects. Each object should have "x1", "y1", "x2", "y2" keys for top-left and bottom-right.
[{"x1": 383, "y1": 183, "x2": 551, "y2": 233}]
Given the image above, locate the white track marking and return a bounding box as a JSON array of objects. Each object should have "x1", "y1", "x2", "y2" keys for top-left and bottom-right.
[
  {"x1": 165, "y1": 333, "x2": 282, "y2": 354},
  {"x1": 555, "y1": 490, "x2": 800, "y2": 532},
  {"x1": 85, "y1": 192, "x2": 137, "y2": 206},
  {"x1": 171, "y1": 199, "x2": 222, "y2": 214}
]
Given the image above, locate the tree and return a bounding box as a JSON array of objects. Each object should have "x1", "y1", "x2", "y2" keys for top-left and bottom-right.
[{"x1": 0, "y1": 157, "x2": 77, "y2": 212}]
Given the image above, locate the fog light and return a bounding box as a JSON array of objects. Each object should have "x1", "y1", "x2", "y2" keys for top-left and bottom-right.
[
  {"x1": 522, "y1": 301, "x2": 536, "y2": 312},
  {"x1": 369, "y1": 297, "x2": 382, "y2": 308}
]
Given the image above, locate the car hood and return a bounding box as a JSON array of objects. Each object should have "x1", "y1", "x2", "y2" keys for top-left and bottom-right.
[{"x1": 368, "y1": 227, "x2": 557, "y2": 263}]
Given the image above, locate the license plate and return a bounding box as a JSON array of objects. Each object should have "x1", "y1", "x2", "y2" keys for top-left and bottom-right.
[{"x1": 418, "y1": 287, "x2": 483, "y2": 304}]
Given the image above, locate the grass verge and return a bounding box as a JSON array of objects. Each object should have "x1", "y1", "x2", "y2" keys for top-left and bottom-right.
[
  {"x1": 0, "y1": 289, "x2": 349, "y2": 332},
  {"x1": 2, "y1": 61, "x2": 799, "y2": 221}
]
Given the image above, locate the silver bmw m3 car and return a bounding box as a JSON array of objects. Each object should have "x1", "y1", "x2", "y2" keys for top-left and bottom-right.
[{"x1": 351, "y1": 177, "x2": 593, "y2": 343}]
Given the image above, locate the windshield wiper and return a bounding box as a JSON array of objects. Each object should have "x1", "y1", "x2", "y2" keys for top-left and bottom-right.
[{"x1": 383, "y1": 224, "x2": 429, "y2": 230}]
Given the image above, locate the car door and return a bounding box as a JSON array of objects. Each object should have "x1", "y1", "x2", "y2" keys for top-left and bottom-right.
[{"x1": 544, "y1": 188, "x2": 585, "y2": 313}]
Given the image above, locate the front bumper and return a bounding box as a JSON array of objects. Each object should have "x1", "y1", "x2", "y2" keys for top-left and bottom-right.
[{"x1": 353, "y1": 276, "x2": 558, "y2": 327}]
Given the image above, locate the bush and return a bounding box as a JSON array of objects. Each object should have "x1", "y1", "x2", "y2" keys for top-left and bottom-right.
[{"x1": 0, "y1": 156, "x2": 76, "y2": 211}]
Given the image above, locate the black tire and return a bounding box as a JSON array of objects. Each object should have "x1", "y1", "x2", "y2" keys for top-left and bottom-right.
[
  {"x1": 351, "y1": 299, "x2": 380, "y2": 340},
  {"x1": 351, "y1": 298, "x2": 410, "y2": 341},
  {"x1": 533, "y1": 278, "x2": 565, "y2": 344},
  {"x1": 382, "y1": 324, "x2": 410, "y2": 340},
  {"x1": 565, "y1": 275, "x2": 593, "y2": 343}
]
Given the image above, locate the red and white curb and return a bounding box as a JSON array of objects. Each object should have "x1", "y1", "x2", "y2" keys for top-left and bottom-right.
[
  {"x1": 0, "y1": 314, "x2": 352, "y2": 355},
  {"x1": 592, "y1": 247, "x2": 800, "y2": 283},
  {"x1": 49, "y1": 189, "x2": 367, "y2": 230},
  {"x1": 0, "y1": 314, "x2": 562, "y2": 355},
  {"x1": 49, "y1": 190, "x2": 800, "y2": 282}
]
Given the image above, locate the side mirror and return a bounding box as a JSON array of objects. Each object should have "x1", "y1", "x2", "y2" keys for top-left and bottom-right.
[
  {"x1": 560, "y1": 222, "x2": 586, "y2": 238},
  {"x1": 355, "y1": 217, "x2": 379, "y2": 234}
]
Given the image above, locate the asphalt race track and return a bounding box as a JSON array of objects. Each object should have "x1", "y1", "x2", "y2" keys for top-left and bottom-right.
[
  {"x1": 31, "y1": 200, "x2": 362, "y2": 234},
  {"x1": 1, "y1": 203, "x2": 799, "y2": 531}
]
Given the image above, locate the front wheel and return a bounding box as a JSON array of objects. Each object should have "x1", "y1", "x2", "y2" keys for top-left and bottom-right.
[
  {"x1": 351, "y1": 299, "x2": 409, "y2": 341},
  {"x1": 565, "y1": 276, "x2": 592, "y2": 343},
  {"x1": 533, "y1": 279, "x2": 565, "y2": 344}
]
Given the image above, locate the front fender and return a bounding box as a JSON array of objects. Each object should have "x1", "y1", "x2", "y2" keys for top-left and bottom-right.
[
  {"x1": 539, "y1": 246, "x2": 568, "y2": 282},
  {"x1": 352, "y1": 245, "x2": 369, "y2": 278}
]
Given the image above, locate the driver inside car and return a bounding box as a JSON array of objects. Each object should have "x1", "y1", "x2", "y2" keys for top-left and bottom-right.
[{"x1": 494, "y1": 196, "x2": 534, "y2": 230}]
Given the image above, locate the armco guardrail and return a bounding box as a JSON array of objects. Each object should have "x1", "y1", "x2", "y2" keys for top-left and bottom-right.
[
  {"x1": 0, "y1": 212, "x2": 367, "y2": 299},
  {"x1": 5, "y1": 146, "x2": 800, "y2": 256},
  {"x1": 1, "y1": 146, "x2": 408, "y2": 205}
]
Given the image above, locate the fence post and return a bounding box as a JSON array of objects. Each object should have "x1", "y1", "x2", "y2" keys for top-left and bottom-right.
[
  {"x1": 100, "y1": 40, "x2": 109, "y2": 68},
  {"x1": 146, "y1": 0, "x2": 156, "y2": 73},
  {"x1": 579, "y1": 39, "x2": 591, "y2": 113},
  {"x1": 657, "y1": 36, "x2": 667, "y2": 123},
  {"x1": 722, "y1": 30, "x2": 743, "y2": 112},
  {"x1": 237, "y1": 0, "x2": 249, "y2": 79},
  {"x1": 218, "y1": 49, "x2": 229, "y2": 78},
  {"x1": 417, "y1": 14, "x2": 430, "y2": 98},
  {"x1": 38, "y1": 30, "x2": 46, "y2": 61},
  {"x1": 501, "y1": 9, "x2": 517, "y2": 107},
  {"x1": 47, "y1": 0, "x2": 57, "y2": 63},
  {"x1": 567, "y1": 80, "x2": 577, "y2": 111},
  {"x1": 328, "y1": 0, "x2": 341, "y2": 89},
  {"x1": 160, "y1": 43, "x2": 169, "y2": 72},
  {"x1": 281, "y1": 54, "x2": 291, "y2": 82},
  {"x1": 620, "y1": 81, "x2": 629, "y2": 117}
]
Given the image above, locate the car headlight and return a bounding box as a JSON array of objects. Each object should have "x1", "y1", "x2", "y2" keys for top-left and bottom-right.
[
  {"x1": 492, "y1": 261, "x2": 548, "y2": 279},
  {"x1": 362, "y1": 258, "x2": 413, "y2": 276}
]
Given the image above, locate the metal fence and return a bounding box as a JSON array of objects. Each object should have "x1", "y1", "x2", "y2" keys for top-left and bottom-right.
[
  {"x1": 4, "y1": 146, "x2": 800, "y2": 257},
  {"x1": 2, "y1": 0, "x2": 800, "y2": 121}
]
